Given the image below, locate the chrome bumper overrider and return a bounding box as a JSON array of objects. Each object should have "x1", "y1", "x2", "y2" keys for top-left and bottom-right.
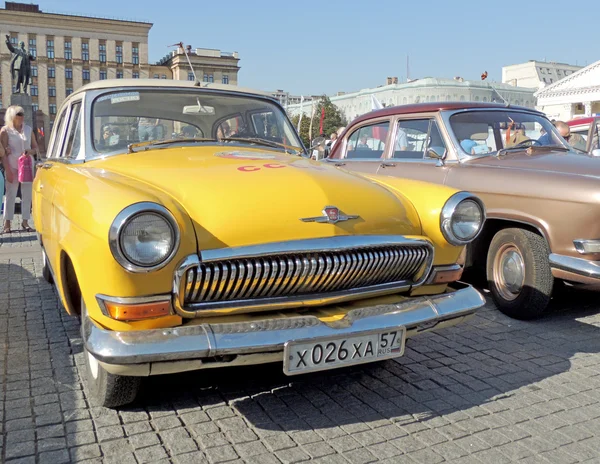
[
  {"x1": 83, "y1": 283, "x2": 485, "y2": 371},
  {"x1": 549, "y1": 253, "x2": 600, "y2": 280}
]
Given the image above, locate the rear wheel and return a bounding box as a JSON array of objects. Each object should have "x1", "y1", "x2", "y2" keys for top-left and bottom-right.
[
  {"x1": 82, "y1": 300, "x2": 141, "y2": 408},
  {"x1": 486, "y1": 228, "x2": 553, "y2": 320}
]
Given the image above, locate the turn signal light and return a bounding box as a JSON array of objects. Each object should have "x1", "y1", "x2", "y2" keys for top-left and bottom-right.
[
  {"x1": 104, "y1": 301, "x2": 171, "y2": 321},
  {"x1": 431, "y1": 266, "x2": 463, "y2": 284}
]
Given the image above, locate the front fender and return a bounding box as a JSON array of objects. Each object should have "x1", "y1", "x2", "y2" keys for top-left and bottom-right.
[
  {"x1": 362, "y1": 175, "x2": 471, "y2": 265},
  {"x1": 53, "y1": 167, "x2": 196, "y2": 331}
]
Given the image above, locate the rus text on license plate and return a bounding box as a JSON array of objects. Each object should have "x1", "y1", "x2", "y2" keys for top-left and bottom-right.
[{"x1": 283, "y1": 328, "x2": 406, "y2": 375}]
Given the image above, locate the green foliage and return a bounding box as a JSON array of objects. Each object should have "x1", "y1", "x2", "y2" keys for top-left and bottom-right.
[{"x1": 289, "y1": 95, "x2": 348, "y2": 147}]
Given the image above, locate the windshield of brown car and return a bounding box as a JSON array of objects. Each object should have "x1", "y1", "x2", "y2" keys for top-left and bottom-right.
[
  {"x1": 90, "y1": 89, "x2": 304, "y2": 156},
  {"x1": 449, "y1": 111, "x2": 570, "y2": 157}
]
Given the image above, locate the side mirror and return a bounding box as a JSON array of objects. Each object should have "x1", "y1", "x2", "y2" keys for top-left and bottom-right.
[
  {"x1": 427, "y1": 147, "x2": 447, "y2": 166},
  {"x1": 591, "y1": 149, "x2": 600, "y2": 157},
  {"x1": 35, "y1": 157, "x2": 48, "y2": 167}
]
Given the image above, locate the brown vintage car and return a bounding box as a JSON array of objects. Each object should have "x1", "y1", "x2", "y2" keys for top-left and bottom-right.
[{"x1": 327, "y1": 102, "x2": 600, "y2": 319}]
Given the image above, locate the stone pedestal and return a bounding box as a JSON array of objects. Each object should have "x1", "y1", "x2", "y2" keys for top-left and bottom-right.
[{"x1": 10, "y1": 93, "x2": 33, "y2": 129}]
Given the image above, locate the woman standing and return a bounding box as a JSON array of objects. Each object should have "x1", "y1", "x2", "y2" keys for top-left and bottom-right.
[{"x1": 1, "y1": 105, "x2": 38, "y2": 233}]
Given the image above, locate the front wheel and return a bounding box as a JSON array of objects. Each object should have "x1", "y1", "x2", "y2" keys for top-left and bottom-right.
[
  {"x1": 84, "y1": 346, "x2": 141, "y2": 408},
  {"x1": 486, "y1": 228, "x2": 553, "y2": 320}
]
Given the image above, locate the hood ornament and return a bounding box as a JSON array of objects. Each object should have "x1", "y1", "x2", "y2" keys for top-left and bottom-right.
[{"x1": 300, "y1": 206, "x2": 360, "y2": 224}]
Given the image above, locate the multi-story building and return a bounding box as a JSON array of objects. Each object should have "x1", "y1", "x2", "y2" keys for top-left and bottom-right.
[
  {"x1": 286, "y1": 77, "x2": 537, "y2": 124},
  {"x1": 502, "y1": 60, "x2": 583, "y2": 89},
  {"x1": 0, "y1": 2, "x2": 240, "y2": 152}
]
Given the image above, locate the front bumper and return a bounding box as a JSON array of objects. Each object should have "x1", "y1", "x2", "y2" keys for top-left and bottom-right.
[
  {"x1": 83, "y1": 282, "x2": 485, "y2": 376},
  {"x1": 549, "y1": 253, "x2": 600, "y2": 284}
]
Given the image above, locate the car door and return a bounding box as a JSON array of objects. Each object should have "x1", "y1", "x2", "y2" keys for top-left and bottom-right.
[
  {"x1": 377, "y1": 116, "x2": 452, "y2": 184},
  {"x1": 325, "y1": 119, "x2": 391, "y2": 174},
  {"x1": 35, "y1": 103, "x2": 70, "y2": 264}
]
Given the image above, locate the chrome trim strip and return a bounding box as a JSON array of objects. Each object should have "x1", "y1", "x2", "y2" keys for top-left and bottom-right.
[
  {"x1": 95, "y1": 294, "x2": 173, "y2": 318},
  {"x1": 200, "y1": 235, "x2": 430, "y2": 262},
  {"x1": 573, "y1": 239, "x2": 600, "y2": 255},
  {"x1": 109, "y1": 202, "x2": 181, "y2": 273},
  {"x1": 83, "y1": 283, "x2": 485, "y2": 366},
  {"x1": 549, "y1": 253, "x2": 600, "y2": 279},
  {"x1": 440, "y1": 192, "x2": 486, "y2": 246}
]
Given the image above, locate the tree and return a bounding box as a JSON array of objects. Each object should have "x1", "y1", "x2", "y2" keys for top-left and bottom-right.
[{"x1": 289, "y1": 95, "x2": 347, "y2": 147}]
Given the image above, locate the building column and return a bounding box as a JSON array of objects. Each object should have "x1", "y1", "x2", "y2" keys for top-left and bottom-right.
[{"x1": 584, "y1": 101, "x2": 593, "y2": 116}]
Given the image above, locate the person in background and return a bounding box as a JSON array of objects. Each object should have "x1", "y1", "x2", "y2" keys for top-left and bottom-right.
[{"x1": 1, "y1": 105, "x2": 38, "y2": 233}]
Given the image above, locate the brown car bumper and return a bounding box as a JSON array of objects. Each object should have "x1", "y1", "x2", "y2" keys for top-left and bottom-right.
[{"x1": 549, "y1": 253, "x2": 600, "y2": 285}]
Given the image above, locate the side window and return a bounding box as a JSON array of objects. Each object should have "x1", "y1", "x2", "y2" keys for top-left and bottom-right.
[
  {"x1": 216, "y1": 115, "x2": 243, "y2": 139},
  {"x1": 63, "y1": 101, "x2": 82, "y2": 159},
  {"x1": 425, "y1": 121, "x2": 448, "y2": 159},
  {"x1": 49, "y1": 108, "x2": 68, "y2": 158},
  {"x1": 345, "y1": 121, "x2": 389, "y2": 159},
  {"x1": 393, "y1": 119, "x2": 429, "y2": 159}
]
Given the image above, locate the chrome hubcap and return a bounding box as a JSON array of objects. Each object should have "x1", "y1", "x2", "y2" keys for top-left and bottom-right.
[{"x1": 493, "y1": 243, "x2": 525, "y2": 301}]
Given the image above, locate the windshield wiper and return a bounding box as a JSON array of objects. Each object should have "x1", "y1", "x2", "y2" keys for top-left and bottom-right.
[
  {"x1": 127, "y1": 137, "x2": 216, "y2": 153},
  {"x1": 219, "y1": 136, "x2": 303, "y2": 155}
]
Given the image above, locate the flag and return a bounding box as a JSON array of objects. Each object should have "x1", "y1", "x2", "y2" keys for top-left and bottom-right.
[
  {"x1": 318, "y1": 107, "x2": 325, "y2": 135},
  {"x1": 297, "y1": 96, "x2": 304, "y2": 133},
  {"x1": 371, "y1": 95, "x2": 384, "y2": 110},
  {"x1": 481, "y1": 71, "x2": 488, "y2": 81}
]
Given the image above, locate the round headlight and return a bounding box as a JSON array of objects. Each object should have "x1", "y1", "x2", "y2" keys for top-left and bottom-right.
[
  {"x1": 110, "y1": 203, "x2": 180, "y2": 272},
  {"x1": 441, "y1": 193, "x2": 485, "y2": 246}
]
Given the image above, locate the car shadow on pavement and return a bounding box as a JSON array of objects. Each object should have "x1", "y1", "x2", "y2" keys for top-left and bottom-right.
[{"x1": 135, "y1": 284, "x2": 600, "y2": 432}]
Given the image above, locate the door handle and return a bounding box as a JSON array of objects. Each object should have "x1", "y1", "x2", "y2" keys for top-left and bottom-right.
[{"x1": 380, "y1": 162, "x2": 396, "y2": 168}]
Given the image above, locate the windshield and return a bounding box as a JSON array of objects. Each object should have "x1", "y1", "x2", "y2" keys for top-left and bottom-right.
[
  {"x1": 449, "y1": 110, "x2": 570, "y2": 157},
  {"x1": 91, "y1": 89, "x2": 304, "y2": 155}
]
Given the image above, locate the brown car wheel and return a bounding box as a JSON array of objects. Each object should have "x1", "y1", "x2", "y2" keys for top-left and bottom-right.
[{"x1": 486, "y1": 228, "x2": 553, "y2": 320}]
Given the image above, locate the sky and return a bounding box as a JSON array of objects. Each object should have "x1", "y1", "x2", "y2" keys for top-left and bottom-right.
[{"x1": 29, "y1": 0, "x2": 600, "y2": 96}]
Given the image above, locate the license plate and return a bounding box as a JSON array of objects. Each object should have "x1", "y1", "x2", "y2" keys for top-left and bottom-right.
[{"x1": 283, "y1": 327, "x2": 406, "y2": 375}]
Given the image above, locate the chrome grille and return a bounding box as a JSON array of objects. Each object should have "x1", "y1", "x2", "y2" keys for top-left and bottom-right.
[{"x1": 182, "y1": 243, "x2": 432, "y2": 311}]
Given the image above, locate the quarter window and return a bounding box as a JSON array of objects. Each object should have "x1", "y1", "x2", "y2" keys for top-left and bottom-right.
[
  {"x1": 63, "y1": 101, "x2": 82, "y2": 159},
  {"x1": 345, "y1": 121, "x2": 389, "y2": 159},
  {"x1": 50, "y1": 109, "x2": 68, "y2": 157}
]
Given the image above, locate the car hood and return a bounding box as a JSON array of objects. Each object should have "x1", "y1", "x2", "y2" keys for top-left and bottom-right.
[
  {"x1": 93, "y1": 147, "x2": 422, "y2": 250},
  {"x1": 467, "y1": 150, "x2": 600, "y2": 177}
]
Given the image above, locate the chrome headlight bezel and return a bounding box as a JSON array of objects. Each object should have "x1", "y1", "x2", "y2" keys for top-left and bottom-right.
[
  {"x1": 109, "y1": 202, "x2": 180, "y2": 273},
  {"x1": 440, "y1": 192, "x2": 486, "y2": 246}
]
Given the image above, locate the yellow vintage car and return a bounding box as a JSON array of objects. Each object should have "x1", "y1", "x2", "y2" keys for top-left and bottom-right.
[{"x1": 33, "y1": 79, "x2": 486, "y2": 408}]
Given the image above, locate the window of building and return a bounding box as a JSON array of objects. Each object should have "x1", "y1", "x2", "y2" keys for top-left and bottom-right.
[
  {"x1": 83, "y1": 69, "x2": 90, "y2": 80},
  {"x1": 117, "y1": 71, "x2": 123, "y2": 79},
  {"x1": 66, "y1": 88, "x2": 73, "y2": 96},
  {"x1": 47, "y1": 39, "x2": 54, "y2": 59},
  {"x1": 32, "y1": 104, "x2": 38, "y2": 112},
  {"x1": 222, "y1": 75, "x2": 229, "y2": 84},
  {"x1": 116, "y1": 44, "x2": 123, "y2": 64},
  {"x1": 49, "y1": 104, "x2": 57, "y2": 114},
  {"x1": 99, "y1": 43, "x2": 106, "y2": 63},
  {"x1": 133, "y1": 72, "x2": 139, "y2": 78},
  {"x1": 49, "y1": 86, "x2": 56, "y2": 97},
  {"x1": 132, "y1": 45, "x2": 139, "y2": 65},
  {"x1": 100, "y1": 71, "x2": 107, "y2": 80},
  {"x1": 48, "y1": 67, "x2": 55, "y2": 78},
  {"x1": 65, "y1": 68, "x2": 73, "y2": 79},
  {"x1": 31, "y1": 66, "x2": 37, "y2": 77},
  {"x1": 154, "y1": 74, "x2": 159, "y2": 79},
  {"x1": 82, "y1": 42, "x2": 89, "y2": 61},
  {"x1": 10, "y1": 36, "x2": 17, "y2": 46},
  {"x1": 188, "y1": 72, "x2": 194, "y2": 81},
  {"x1": 0, "y1": 84, "x2": 2, "y2": 95},
  {"x1": 161, "y1": 74, "x2": 166, "y2": 79},
  {"x1": 28, "y1": 38, "x2": 36, "y2": 58},
  {"x1": 64, "y1": 40, "x2": 72, "y2": 60},
  {"x1": 203, "y1": 73, "x2": 214, "y2": 83},
  {"x1": 30, "y1": 85, "x2": 38, "y2": 96}
]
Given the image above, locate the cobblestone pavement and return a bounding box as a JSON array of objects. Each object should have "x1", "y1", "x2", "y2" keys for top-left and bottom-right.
[{"x1": 1, "y1": 231, "x2": 600, "y2": 463}]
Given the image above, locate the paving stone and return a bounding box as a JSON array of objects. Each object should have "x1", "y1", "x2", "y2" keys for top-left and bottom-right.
[{"x1": 204, "y1": 444, "x2": 239, "y2": 463}]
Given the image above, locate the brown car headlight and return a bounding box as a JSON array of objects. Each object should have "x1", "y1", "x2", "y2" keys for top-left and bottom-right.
[
  {"x1": 109, "y1": 202, "x2": 180, "y2": 272},
  {"x1": 440, "y1": 192, "x2": 486, "y2": 246}
]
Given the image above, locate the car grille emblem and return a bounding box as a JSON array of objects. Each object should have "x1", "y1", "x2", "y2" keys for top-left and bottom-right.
[{"x1": 300, "y1": 206, "x2": 360, "y2": 224}]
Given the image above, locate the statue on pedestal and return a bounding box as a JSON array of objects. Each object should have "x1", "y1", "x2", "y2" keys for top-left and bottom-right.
[{"x1": 5, "y1": 35, "x2": 35, "y2": 94}]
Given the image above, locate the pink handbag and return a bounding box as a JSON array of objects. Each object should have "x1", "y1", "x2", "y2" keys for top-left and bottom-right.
[{"x1": 18, "y1": 153, "x2": 33, "y2": 183}]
